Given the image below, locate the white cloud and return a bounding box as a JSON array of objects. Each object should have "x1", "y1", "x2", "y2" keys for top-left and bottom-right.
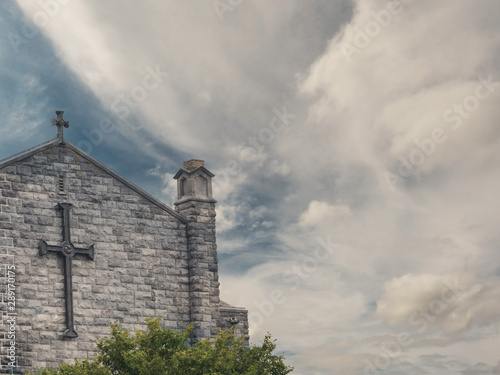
[
  {"x1": 292, "y1": 0, "x2": 500, "y2": 188},
  {"x1": 276, "y1": 0, "x2": 500, "y2": 372},
  {"x1": 220, "y1": 259, "x2": 367, "y2": 348},
  {"x1": 159, "y1": 172, "x2": 177, "y2": 206},
  {"x1": 216, "y1": 203, "x2": 241, "y2": 233},
  {"x1": 494, "y1": 360, "x2": 500, "y2": 374},
  {"x1": 14, "y1": 0, "x2": 317, "y2": 162},
  {"x1": 298, "y1": 200, "x2": 351, "y2": 228},
  {"x1": 266, "y1": 159, "x2": 290, "y2": 177}
]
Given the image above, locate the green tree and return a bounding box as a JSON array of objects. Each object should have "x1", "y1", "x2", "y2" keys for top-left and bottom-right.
[{"x1": 28, "y1": 317, "x2": 293, "y2": 375}]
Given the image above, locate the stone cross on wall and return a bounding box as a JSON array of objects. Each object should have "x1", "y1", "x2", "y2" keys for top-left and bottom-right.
[
  {"x1": 51, "y1": 110, "x2": 69, "y2": 144},
  {"x1": 39, "y1": 203, "x2": 95, "y2": 338}
]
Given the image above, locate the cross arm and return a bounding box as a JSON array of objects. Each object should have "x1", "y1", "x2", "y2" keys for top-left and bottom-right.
[
  {"x1": 74, "y1": 244, "x2": 95, "y2": 261},
  {"x1": 39, "y1": 240, "x2": 62, "y2": 256}
]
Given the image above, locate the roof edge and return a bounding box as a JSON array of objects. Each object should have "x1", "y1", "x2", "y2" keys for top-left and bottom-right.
[
  {"x1": 0, "y1": 138, "x2": 188, "y2": 225},
  {"x1": 173, "y1": 166, "x2": 215, "y2": 179},
  {"x1": 219, "y1": 300, "x2": 248, "y2": 312},
  {"x1": 219, "y1": 306, "x2": 248, "y2": 312},
  {"x1": 0, "y1": 137, "x2": 60, "y2": 170},
  {"x1": 64, "y1": 141, "x2": 188, "y2": 224}
]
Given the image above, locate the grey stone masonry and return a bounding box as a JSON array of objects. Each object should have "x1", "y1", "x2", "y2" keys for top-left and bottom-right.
[
  {"x1": 174, "y1": 160, "x2": 249, "y2": 343},
  {"x1": 218, "y1": 301, "x2": 249, "y2": 344},
  {"x1": 0, "y1": 139, "x2": 248, "y2": 374},
  {"x1": 174, "y1": 198, "x2": 219, "y2": 342}
]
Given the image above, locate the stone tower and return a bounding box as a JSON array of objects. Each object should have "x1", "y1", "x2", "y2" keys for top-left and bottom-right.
[
  {"x1": 173, "y1": 160, "x2": 249, "y2": 343},
  {"x1": 173, "y1": 160, "x2": 219, "y2": 342}
]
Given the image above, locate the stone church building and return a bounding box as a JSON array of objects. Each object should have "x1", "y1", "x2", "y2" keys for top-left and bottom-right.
[{"x1": 0, "y1": 112, "x2": 248, "y2": 373}]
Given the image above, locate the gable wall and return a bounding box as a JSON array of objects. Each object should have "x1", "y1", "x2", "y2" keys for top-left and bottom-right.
[{"x1": 0, "y1": 144, "x2": 190, "y2": 373}]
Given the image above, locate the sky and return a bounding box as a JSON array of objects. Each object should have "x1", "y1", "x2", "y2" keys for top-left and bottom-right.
[{"x1": 1, "y1": 0, "x2": 500, "y2": 374}]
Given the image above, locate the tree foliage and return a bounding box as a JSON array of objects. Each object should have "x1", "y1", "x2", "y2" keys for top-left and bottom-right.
[{"x1": 29, "y1": 317, "x2": 293, "y2": 375}]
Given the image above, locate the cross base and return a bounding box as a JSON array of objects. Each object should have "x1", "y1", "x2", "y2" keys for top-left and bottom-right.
[{"x1": 63, "y1": 328, "x2": 78, "y2": 338}]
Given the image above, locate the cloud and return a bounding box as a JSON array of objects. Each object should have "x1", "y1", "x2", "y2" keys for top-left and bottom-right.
[
  {"x1": 493, "y1": 360, "x2": 500, "y2": 374},
  {"x1": 376, "y1": 273, "x2": 500, "y2": 335},
  {"x1": 14, "y1": 0, "x2": 349, "y2": 163},
  {"x1": 274, "y1": 0, "x2": 500, "y2": 372},
  {"x1": 292, "y1": 0, "x2": 500, "y2": 190},
  {"x1": 298, "y1": 200, "x2": 351, "y2": 228},
  {"x1": 216, "y1": 203, "x2": 242, "y2": 233},
  {"x1": 220, "y1": 259, "x2": 367, "y2": 350}
]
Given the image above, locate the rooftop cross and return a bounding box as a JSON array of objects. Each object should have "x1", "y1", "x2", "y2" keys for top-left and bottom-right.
[
  {"x1": 39, "y1": 203, "x2": 95, "y2": 338},
  {"x1": 51, "y1": 110, "x2": 69, "y2": 144}
]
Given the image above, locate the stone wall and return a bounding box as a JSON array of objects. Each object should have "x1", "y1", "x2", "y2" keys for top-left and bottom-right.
[
  {"x1": 0, "y1": 144, "x2": 191, "y2": 373},
  {"x1": 218, "y1": 303, "x2": 250, "y2": 344},
  {"x1": 174, "y1": 199, "x2": 220, "y2": 342}
]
